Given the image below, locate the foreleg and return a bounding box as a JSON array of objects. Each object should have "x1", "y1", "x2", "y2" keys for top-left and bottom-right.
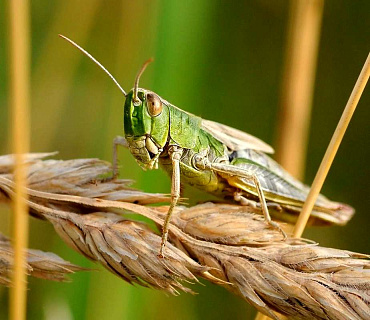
[
  {"x1": 159, "y1": 146, "x2": 183, "y2": 257},
  {"x1": 112, "y1": 135, "x2": 129, "y2": 178}
]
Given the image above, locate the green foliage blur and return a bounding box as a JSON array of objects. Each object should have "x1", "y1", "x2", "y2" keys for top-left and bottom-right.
[{"x1": 0, "y1": 1, "x2": 369, "y2": 319}]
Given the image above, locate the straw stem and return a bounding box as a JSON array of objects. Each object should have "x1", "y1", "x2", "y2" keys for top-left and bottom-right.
[
  {"x1": 293, "y1": 52, "x2": 370, "y2": 238},
  {"x1": 8, "y1": 0, "x2": 31, "y2": 319}
]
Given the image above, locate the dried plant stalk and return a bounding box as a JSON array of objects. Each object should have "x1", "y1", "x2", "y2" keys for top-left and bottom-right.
[
  {"x1": 8, "y1": 0, "x2": 31, "y2": 316},
  {"x1": 293, "y1": 52, "x2": 370, "y2": 238},
  {"x1": 0, "y1": 154, "x2": 369, "y2": 319},
  {"x1": 0, "y1": 233, "x2": 84, "y2": 285}
]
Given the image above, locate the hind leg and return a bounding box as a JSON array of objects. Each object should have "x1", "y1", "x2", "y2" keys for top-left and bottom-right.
[{"x1": 201, "y1": 161, "x2": 287, "y2": 238}]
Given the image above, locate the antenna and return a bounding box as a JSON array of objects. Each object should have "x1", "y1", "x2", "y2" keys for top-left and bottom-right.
[
  {"x1": 133, "y1": 58, "x2": 154, "y2": 104},
  {"x1": 59, "y1": 34, "x2": 127, "y2": 96}
]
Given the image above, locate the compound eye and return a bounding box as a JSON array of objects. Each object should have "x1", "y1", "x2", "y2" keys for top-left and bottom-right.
[{"x1": 146, "y1": 92, "x2": 162, "y2": 117}]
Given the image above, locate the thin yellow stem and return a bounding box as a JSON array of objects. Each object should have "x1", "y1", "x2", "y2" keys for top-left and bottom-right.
[
  {"x1": 293, "y1": 52, "x2": 370, "y2": 238},
  {"x1": 9, "y1": 0, "x2": 31, "y2": 319}
]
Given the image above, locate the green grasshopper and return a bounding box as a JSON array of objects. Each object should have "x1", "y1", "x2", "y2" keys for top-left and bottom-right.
[{"x1": 60, "y1": 35, "x2": 354, "y2": 257}]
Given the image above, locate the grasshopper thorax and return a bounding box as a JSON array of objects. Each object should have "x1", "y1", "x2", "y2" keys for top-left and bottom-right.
[{"x1": 124, "y1": 88, "x2": 170, "y2": 169}]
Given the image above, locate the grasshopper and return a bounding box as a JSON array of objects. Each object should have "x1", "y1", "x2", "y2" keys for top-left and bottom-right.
[{"x1": 60, "y1": 35, "x2": 354, "y2": 257}]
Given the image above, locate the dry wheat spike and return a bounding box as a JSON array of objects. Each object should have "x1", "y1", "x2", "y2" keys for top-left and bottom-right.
[
  {"x1": 0, "y1": 154, "x2": 369, "y2": 320},
  {"x1": 0, "y1": 232, "x2": 85, "y2": 285}
]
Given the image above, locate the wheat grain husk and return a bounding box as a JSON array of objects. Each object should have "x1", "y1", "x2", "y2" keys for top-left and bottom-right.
[{"x1": 0, "y1": 154, "x2": 368, "y2": 319}]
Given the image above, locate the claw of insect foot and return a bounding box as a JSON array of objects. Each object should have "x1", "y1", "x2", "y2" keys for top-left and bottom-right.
[{"x1": 270, "y1": 221, "x2": 287, "y2": 240}]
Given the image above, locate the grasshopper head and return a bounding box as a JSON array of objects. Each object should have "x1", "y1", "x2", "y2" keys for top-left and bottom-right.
[
  {"x1": 123, "y1": 88, "x2": 169, "y2": 169},
  {"x1": 57, "y1": 36, "x2": 168, "y2": 170}
]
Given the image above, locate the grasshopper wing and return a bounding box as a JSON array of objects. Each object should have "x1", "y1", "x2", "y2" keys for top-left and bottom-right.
[
  {"x1": 226, "y1": 149, "x2": 355, "y2": 226},
  {"x1": 201, "y1": 119, "x2": 274, "y2": 153}
]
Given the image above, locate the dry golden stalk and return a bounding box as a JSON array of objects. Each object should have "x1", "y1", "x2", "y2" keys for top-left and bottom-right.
[
  {"x1": 0, "y1": 155, "x2": 369, "y2": 319},
  {"x1": 293, "y1": 52, "x2": 370, "y2": 238},
  {"x1": 0, "y1": 233, "x2": 84, "y2": 285},
  {"x1": 8, "y1": 0, "x2": 31, "y2": 316}
]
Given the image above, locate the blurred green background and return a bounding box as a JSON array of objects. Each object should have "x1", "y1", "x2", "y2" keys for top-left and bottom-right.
[{"x1": 0, "y1": 1, "x2": 369, "y2": 319}]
